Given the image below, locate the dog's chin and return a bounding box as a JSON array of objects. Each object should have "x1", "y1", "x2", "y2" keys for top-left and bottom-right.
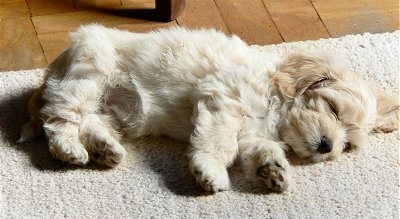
[
  {"x1": 291, "y1": 141, "x2": 349, "y2": 163},
  {"x1": 309, "y1": 150, "x2": 342, "y2": 162}
]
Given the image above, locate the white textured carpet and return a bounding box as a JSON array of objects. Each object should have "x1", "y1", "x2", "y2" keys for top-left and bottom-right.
[{"x1": 0, "y1": 31, "x2": 399, "y2": 218}]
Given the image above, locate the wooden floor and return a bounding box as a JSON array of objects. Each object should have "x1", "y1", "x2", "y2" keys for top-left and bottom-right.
[{"x1": 0, "y1": 0, "x2": 399, "y2": 71}]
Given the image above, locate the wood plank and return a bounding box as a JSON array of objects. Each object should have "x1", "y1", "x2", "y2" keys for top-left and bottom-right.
[
  {"x1": 37, "y1": 32, "x2": 71, "y2": 64},
  {"x1": 0, "y1": 0, "x2": 30, "y2": 19},
  {"x1": 263, "y1": 0, "x2": 330, "y2": 42},
  {"x1": 312, "y1": 0, "x2": 399, "y2": 37},
  {"x1": 116, "y1": 20, "x2": 178, "y2": 33},
  {"x1": 73, "y1": 0, "x2": 122, "y2": 10},
  {"x1": 0, "y1": 17, "x2": 47, "y2": 71},
  {"x1": 215, "y1": 0, "x2": 283, "y2": 45},
  {"x1": 176, "y1": 0, "x2": 230, "y2": 34},
  {"x1": 32, "y1": 10, "x2": 146, "y2": 34},
  {"x1": 26, "y1": 0, "x2": 75, "y2": 16},
  {"x1": 38, "y1": 21, "x2": 178, "y2": 64},
  {"x1": 121, "y1": 0, "x2": 154, "y2": 5}
]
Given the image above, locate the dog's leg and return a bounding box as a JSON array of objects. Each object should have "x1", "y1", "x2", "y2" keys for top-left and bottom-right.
[
  {"x1": 41, "y1": 64, "x2": 125, "y2": 167},
  {"x1": 189, "y1": 102, "x2": 241, "y2": 192},
  {"x1": 80, "y1": 114, "x2": 126, "y2": 167},
  {"x1": 238, "y1": 118, "x2": 292, "y2": 192},
  {"x1": 41, "y1": 76, "x2": 100, "y2": 165},
  {"x1": 374, "y1": 87, "x2": 399, "y2": 132}
]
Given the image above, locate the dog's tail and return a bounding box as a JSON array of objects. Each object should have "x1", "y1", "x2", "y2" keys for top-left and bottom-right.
[{"x1": 18, "y1": 85, "x2": 45, "y2": 143}]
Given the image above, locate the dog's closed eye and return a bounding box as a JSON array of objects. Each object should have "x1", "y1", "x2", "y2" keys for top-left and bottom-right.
[
  {"x1": 325, "y1": 98, "x2": 339, "y2": 119},
  {"x1": 309, "y1": 77, "x2": 330, "y2": 90}
]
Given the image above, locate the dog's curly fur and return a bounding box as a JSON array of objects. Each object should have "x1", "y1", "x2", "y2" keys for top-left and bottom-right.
[{"x1": 19, "y1": 24, "x2": 399, "y2": 192}]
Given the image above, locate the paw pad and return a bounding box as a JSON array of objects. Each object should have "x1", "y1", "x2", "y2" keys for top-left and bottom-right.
[{"x1": 257, "y1": 161, "x2": 289, "y2": 192}]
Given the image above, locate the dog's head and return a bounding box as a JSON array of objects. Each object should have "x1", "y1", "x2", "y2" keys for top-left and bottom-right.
[{"x1": 274, "y1": 53, "x2": 398, "y2": 162}]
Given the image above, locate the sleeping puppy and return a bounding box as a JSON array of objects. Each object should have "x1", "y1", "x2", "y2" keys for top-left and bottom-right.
[{"x1": 19, "y1": 24, "x2": 399, "y2": 192}]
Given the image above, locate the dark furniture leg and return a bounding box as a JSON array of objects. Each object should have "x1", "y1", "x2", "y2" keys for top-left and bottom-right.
[{"x1": 156, "y1": 0, "x2": 186, "y2": 22}]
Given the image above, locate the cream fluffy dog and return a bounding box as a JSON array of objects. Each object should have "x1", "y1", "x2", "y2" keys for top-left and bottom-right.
[{"x1": 19, "y1": 24, "x2": 399, "y2": 193}]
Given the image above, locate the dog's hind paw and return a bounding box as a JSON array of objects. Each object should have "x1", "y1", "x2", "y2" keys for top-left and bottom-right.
[
  {"x1": 257, "y1": 160, "x2": 291, "y2": 192},
  {"x1": 90, "y1": 140, "x2": 126, "y2": 167},
  {"x1": 49, "y1": 140, "x2": 89, "y2": 166},
  {"x1": 194, "y1": 170, "x2": 231, "y2": 192},
  {"x1": 191, "y1": 164, "x2": 231, "y2": 192}
]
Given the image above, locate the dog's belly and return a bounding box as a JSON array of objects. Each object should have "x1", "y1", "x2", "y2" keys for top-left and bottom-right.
[{"x1": 102, "y1": 84, "x2": 196, "y2": 141}]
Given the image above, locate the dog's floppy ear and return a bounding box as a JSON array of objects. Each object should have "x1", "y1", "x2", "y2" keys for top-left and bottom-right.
[
  {"x1": 273, "y1": 53, "x2": 339, "y2": 98},
  {"x1": 374, "y1": 88, "x2": 399, "y2": 132}
]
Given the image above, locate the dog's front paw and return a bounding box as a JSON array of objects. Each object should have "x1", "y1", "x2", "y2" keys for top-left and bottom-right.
[
  {"x1": 257, "y1": 160, "x2": 291, "y2": 192},
  {"x1": 49, "y1": 139, "x2": 89, "y2": 165}
]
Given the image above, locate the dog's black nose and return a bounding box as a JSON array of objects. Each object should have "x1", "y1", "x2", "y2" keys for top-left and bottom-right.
[{"x1": 317, "y1": 136, "x2": 332, "y2": 154}]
